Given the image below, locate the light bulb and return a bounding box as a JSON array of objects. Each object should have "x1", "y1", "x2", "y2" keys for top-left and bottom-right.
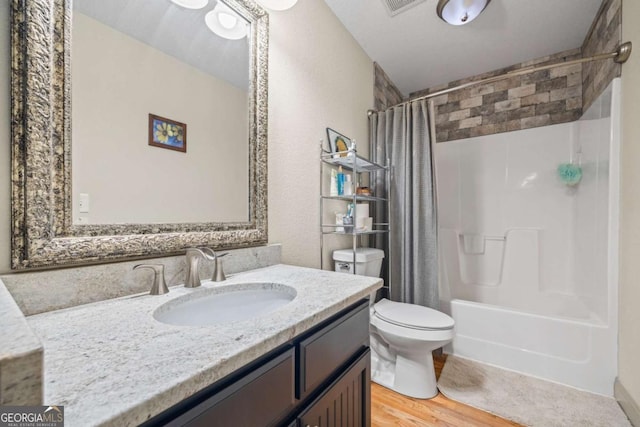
[
  {"x1": 255, "y1": 0, "x2": 298, "y2": 12},
  {"x1": 205, "y1": 3, "x2": 247, "y2": 40},
  {"x1": 218, "y1": 12, "x2": 237, "y2": 29},
  {"x1": 170, "y1": 0, "x2": 208, "y2": 10}
]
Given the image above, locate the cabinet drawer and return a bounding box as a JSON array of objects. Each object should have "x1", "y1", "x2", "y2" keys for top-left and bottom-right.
[
  {"x1": 167, "y1": 348, "x2": 295, "y2": 427},
  {"x1": 298, "y1": 301, "x2": 369, "y2": 399}
]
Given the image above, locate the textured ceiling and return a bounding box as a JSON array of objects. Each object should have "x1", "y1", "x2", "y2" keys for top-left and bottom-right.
[
  {"x1": 74, "y1": 0, "x2": 250, "y2": 90},
  {"x1": 324, "y1": 0, "x2": 603, "y2": 95}
]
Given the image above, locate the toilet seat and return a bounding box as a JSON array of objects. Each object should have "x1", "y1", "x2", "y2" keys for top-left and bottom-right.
[{"x1": 373, "y1": 299, "x2": 455, "y2": 331}]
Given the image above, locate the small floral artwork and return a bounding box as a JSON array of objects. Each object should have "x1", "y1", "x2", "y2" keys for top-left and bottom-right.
[{"x1": 148, "y1": 114, "x2": 187, "y2": 152}]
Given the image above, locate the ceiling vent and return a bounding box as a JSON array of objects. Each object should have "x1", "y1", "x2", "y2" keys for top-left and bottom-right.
[{"x1": 380, "y1": 0, "x2": 427, "y2": 16}]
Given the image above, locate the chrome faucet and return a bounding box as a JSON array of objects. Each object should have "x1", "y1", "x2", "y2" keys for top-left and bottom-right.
[
  {"x1": 185, "y1": 247, "x2": 229, "y2": 287},
  {"x1": 133, "y1": 264, "x2": 169, "y2": 295},
  {"x1": 185, "y1": 247, "x2": 211, "y2": 288}
]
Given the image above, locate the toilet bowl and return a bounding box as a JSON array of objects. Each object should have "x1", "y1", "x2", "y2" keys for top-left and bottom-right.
[
  {"x1": 332, "y1": 248, "x2": 455, "y2": 399},
  {"x1": 370, "y1": 298, "x2": 454, "y2": 399}
]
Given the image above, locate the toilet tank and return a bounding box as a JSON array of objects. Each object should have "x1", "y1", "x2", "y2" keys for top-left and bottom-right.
[{"x1": 333, "y1": 248, "x2": 385, "y2": 277}]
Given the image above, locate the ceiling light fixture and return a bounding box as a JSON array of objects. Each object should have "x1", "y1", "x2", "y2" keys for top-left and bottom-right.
[
  {"x1": 170, "y1": 0, "x2": 209, "y2": 10},
  {"x1": 255, "y1": 0, "x2": 298, "y2": 12},
  {"x1": 205, "y1": 2, "x2": 248, "y2": 40},
  {"x1": 436, "y1": 0, "x2": 491, "y2": 26}
]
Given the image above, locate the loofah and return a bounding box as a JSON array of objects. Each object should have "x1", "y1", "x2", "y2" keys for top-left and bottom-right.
[{"x1": 557, "y1": 163, "x2": 582, "y2": 186}]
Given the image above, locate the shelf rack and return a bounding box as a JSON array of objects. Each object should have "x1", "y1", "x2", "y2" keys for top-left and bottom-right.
[{"x1": 320, "y1": 143, "x2": 390, "y2": 274}]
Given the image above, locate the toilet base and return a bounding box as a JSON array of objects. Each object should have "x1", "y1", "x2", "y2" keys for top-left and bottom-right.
[{"x1": 371, "y1": 346, "x2": 438, "y2": 399}]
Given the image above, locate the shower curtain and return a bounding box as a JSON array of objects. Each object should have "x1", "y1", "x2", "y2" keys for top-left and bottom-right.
[{"x1": 369, "y1": 99, "x2": 439, "y2": 309}]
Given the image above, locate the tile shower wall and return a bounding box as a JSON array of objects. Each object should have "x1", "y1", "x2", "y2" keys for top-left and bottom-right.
[
  {"x1": 410, "y1": 48, "x2": 584, "y2": 143},
  {"x1": 374, "y1": 62, "x2": 404, "y2": 111},
  {"x1": 582, "y1": 0, "x2": 622, "y2": 111}
]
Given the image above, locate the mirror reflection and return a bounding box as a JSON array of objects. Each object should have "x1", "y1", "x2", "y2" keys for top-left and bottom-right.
[{"x1": 71, "y1": 0, "x2": 250, "y2": 225}]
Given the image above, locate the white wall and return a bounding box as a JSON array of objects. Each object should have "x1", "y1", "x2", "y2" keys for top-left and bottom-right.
[
  {"x1": 619, "y1": 0, "x2": 640, "y2": 418},
  {"x1": 0, "y1": 0, "x2": 10, "y2": 273},
  {"x1": 72, "y1": 13, "x2": 248, "y2": 224},
  {"x1": 267, "y1": 0, "x2": 373, "y2": 268}
]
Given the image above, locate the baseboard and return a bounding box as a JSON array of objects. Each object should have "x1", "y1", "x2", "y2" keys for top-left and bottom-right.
[{"x1": 615, "y1": 377, "x2": 640, "y2": 426}]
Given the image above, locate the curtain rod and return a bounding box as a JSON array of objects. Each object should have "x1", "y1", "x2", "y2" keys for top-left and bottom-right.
[{"x1": 367, "y1": 41, "x2": 632, "y2": 115}]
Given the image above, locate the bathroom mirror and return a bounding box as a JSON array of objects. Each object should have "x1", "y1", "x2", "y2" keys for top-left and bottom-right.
[{"x1": 10, "y1": 0, "x2": 269, "y2": 269}]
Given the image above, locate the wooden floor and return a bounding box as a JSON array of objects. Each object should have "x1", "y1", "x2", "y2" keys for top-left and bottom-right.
[{"x1": 371, "y1": 355, "x2": 522, "y2": 427}]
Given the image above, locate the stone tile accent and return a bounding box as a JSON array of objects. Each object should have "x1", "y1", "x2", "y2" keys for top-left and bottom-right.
[
  {"x1": 508, "y1": 84, "x2": 536, "y2": 99},
  {"x1": 522, "y1": 92, "x2": 551, "y2": 106},
  {"x1": 495, "y1": 99, "x2": 521, "y2": 112},
  {"x1": 521, "y1": 114, "x2": 551, "y2": 129},
  {"x1": 459, "y1": 116, "x2": 482, "y2": 129},
  {"x1": 449, "y1": 109, "x2": 471, "y2": 121},
  {"x1": 582, "y1": 0, "x2": 622, "y2": 111},
  {"x1": 409, "y1": 47, "x2": 583, "y2": 142},
  {"x1": 460, "y1": 96, "x2": 483, "y2": 109},
  {"x1": 374, "y1": 62, "x2": 404, "y2": 111}
]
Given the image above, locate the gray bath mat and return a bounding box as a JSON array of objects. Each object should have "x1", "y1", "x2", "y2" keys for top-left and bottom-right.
[{"x1": 437, "y1": 355, "x2": 631, "y2": 427}]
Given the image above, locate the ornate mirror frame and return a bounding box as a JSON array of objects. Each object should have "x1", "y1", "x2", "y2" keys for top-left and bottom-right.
[{"x1": 11, "y1": 0, "x2": 269, "y2": 269}]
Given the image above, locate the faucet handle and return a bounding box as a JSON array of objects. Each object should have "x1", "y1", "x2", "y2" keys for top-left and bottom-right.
[
  {"x1": 212, "y1": 253, "x2": 228, "y2": 282},
  {"x1": 133, "y1": 264, "x2": 169, "y2": 295},
  {"x1": 186, "y1": 247, "x2": 210, "y2": 259},
  {"x1": 199, "y1": 247, "x2": 217, "y2": 260}
]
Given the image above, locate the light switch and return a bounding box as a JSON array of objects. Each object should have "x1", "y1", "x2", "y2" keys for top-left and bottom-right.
[{"x1": 79, "y1": 193, "x2": 90, "y2": 213}]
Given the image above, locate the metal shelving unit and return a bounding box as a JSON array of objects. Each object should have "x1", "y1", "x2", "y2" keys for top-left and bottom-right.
[{"x1": 320, "y1": 142, "x2": 390, "y2": 274}]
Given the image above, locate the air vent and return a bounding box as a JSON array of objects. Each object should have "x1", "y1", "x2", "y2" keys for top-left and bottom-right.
[{"x1": 380, "y1": 0, "x2": 427, "y2": 16}]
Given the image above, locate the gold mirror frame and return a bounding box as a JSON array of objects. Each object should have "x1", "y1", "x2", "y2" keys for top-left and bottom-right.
[{"x1": 10, "y1": 0, "x2": 269, "y2": 269}]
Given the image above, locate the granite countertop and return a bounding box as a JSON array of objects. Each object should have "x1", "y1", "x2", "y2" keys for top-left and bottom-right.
[{"x1": 26, "y1": 264, "x2": 382, "y2": 427}]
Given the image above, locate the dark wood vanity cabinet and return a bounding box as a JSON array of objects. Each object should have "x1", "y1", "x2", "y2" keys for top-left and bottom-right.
[{"x1": 144, "y1": 300, "x2": 371, "y2": 427}]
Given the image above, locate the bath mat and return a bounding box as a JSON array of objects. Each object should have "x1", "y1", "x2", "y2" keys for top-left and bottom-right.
[{"x1": 437, "y1": 355, "x2": 631, "y2": 427}]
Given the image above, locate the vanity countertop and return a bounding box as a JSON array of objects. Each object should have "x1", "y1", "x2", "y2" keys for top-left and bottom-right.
[{"x1": 26, "y1": 264, "x2": 382, "y2": 427}]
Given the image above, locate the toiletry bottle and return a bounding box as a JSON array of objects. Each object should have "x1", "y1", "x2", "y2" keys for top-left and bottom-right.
[
  {"x1": 337, "y1": 166, "x2": 345, "y2": 196},
  {"x1": 344, "y1": 174, "x2": 353, "y2": 196},
  {"x1": 330, "y1": 169, "x2": 338, "y2": 196}
]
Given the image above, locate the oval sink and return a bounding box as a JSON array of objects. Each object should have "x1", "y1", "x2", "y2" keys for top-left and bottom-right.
[{"x1": 153, "y1": 283, "x2": 296, "y2": 327}]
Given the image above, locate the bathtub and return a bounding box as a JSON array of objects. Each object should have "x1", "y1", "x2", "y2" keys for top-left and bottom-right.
[{"x1": 442, "y1": 299, "x2": 616, "y2": 396}]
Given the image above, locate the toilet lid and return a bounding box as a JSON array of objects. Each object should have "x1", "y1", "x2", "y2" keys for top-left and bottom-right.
[{"x1": 373, "y1": 299, "x2": 454, "y2": 330}]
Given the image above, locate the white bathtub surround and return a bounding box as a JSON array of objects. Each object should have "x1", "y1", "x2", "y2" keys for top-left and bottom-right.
[
  {"x1": 438, "y1": 356, "x2": 631, "y2": 427},
  {"x1": 1, "y1": 244, "x2": 281, "y2": 316},
  {"x1": 25, "y1": 265, "x2": 382, "y2": 426},
  {"x1": 436, "y1": 79, "x2": 621, "y2": 395}
]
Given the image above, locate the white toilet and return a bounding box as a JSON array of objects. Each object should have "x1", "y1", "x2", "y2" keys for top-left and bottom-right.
[{"x1": 333, "y1": 248, "x2": 455, "y2": 399}]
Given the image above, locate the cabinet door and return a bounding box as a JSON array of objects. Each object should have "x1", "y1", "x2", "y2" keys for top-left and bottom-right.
[
  {"x1": 298, "y1": 301, "x2": 369, "y2": 400},
  {"x1": 298, "y1": 349, "x2": 370, "y2": 427}
]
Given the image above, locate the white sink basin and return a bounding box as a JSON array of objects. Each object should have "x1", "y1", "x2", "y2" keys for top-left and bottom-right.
[{"x1": 153, "y1": 283, "x2": 296, "y2": 327}]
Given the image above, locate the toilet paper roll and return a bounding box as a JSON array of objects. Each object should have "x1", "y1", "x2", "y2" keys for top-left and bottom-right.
[{"x1": 355, "y1": 203, "x2": 369, "y2": 220}]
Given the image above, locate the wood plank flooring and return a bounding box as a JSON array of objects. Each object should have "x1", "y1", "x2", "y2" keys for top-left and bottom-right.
[{"x1": 371, "y1": 355, "x2": 522, "y2": 427}]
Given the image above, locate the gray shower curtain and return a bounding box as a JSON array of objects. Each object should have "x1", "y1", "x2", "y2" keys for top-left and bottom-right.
[{"x1": 369, "y1": 99, "x2": 439, "y2": 309}]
